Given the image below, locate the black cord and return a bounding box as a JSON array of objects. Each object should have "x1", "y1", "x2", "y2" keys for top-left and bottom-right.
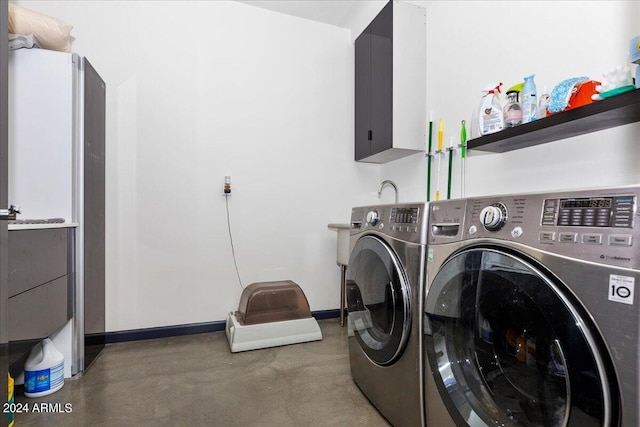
[{"x1": 225, "y1": 196, "x2": 244, "y2": 290}]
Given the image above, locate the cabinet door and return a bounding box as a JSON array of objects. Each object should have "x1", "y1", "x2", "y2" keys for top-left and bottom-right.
[
  {"x1": 8, "y1": 228, "x2": 69, "y2": 297},
  {"x1": 369, "y1": 1, "x2": 393, "y2": 157},
  {"x1": 83, "y1": 59, "x2": 106, "y2": 370},
  {"x1": 8, "y1": 275, "x2": 71, "y2": 342},
  {"x1": 0, "y1": 3, "x2": 8, "y2": 424},
  {"x1": 355, "y1": 29, "x2": 371, "y2": 161}
]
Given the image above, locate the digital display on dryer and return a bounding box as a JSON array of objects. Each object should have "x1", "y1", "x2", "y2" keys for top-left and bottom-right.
[
  {"x1": 560, "y1": 198, "x2": 612, "y2": 209},
  {"x1": 390, "y1": 207, "x2": 419, "y2": 224},
  {"x1": 548, "y1": 196, "x2": 635, "y2": 228}
]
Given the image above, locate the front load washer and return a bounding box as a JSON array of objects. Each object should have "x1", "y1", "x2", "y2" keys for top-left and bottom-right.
[
  {"x1": 423, "y1": 186, "x2": 640, "y2": 426},
  {"x1": 347, "y1": 203, "x2": 427, "y2": 427}
]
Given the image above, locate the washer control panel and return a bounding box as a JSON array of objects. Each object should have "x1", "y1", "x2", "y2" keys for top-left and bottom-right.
[
  {"x1": 429, "y1": 186, "x2": 640, "y2": 269},
  {"x1": 351, "y1": 203, "x2": 427, "y2": 245}
]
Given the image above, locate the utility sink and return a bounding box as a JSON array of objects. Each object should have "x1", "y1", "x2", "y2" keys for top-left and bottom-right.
[
  {"x1": 327, "y1": 223, "x2": 350, "y2": 266},
  {"x1": 328, "y1": 223, "x2": 350, "y2": 327}
]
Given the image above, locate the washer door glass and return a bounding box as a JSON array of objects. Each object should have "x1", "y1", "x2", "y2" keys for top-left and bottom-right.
[
  {"x1": 346, "y1": 235, "x2": 411, "y2": 365},
  {"x1": 424, "y1": 248, "x2": 614, "y2": 427}
]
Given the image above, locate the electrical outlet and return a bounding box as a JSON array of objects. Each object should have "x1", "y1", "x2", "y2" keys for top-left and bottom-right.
[{"x1": 224, "y1": 176, "x2": 231, "y2": 196}]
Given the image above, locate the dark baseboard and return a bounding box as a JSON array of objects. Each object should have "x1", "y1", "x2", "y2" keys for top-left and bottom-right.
[
  {"x1": 105, "y1": 320, "x2": 227, "y2": 344},
  {"x1": 310, "y1": 309, "x2": 341, "y2": 320},
  {"x1": 104, "y1": 309, "x2": 341, "y2": 344}
]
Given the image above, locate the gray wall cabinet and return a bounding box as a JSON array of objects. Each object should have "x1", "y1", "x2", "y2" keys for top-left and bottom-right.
[{"x1": 354, "y1": 1, "x2": 426, "y2": 164}]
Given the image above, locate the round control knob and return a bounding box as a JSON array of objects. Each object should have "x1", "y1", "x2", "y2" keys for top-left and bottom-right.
[
  {"x1": 366, "y1": 210, "x2": 380, "y2": 226},
  {"x1": 479, "y1": 203, "x2": 508, "y2": 231}
]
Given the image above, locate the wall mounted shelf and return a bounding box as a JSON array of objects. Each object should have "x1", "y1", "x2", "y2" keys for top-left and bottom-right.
[{"x1": 467, "y1": 88, "x2": 640, "y2": 153}]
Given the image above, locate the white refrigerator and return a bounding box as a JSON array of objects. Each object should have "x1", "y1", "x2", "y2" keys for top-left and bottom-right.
[{"x1": 8, "y1": 47, "x2": 105, "y2": 377}]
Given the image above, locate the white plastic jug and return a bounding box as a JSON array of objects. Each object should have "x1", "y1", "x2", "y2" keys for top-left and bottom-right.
[{"x1": 24, "y1": 338, "x2": 64, "y2": 397}]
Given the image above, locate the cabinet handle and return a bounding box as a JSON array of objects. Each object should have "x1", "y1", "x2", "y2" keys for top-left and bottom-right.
[
  {"x1": 368, "y1": 130, "x2": 372, "y2": 141},
  {"x1": 0, "y1": 205, "x2": 20, "y2": 220}
]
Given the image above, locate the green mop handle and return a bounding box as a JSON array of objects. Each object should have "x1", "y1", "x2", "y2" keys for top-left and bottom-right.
[
  {"x1": 460, "y1": 120, "x2": 467, "y2": 198},
  {"x1": 447, "y1": 137, "x2": 453, "y2": 200},
  {"x1": 427, "y1": 118, "x2": 433, "y2": 201},
  {"x1": 461, "y1": 120, "x2": 467, "y2": 158}
]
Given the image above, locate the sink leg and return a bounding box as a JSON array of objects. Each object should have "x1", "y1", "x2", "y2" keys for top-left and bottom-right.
[{"x1": 340, "y1": 264, "x2": 347, "y2": 327}]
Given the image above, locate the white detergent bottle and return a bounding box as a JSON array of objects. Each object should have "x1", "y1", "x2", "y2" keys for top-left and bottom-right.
[
  {"x1": 478, "y1": 82, "x2": 504, "y2": 136},
  {"x1": 522, "y1": 74, "x2": 537, "y2": 123},
  {"x1": 24, "y1": 338, "x2": 65, "y2": 397}
]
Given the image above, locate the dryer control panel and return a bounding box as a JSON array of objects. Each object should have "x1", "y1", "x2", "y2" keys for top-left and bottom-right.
[
  {"x1": 429, "y1": 186, "x2": 640, "y2": 270},
  {"x1": 351, "y1": 203, "x2": 428, "y2": 246},
  {"x1": 542, "y1": 195, "x2": 634, "y2": 228}
]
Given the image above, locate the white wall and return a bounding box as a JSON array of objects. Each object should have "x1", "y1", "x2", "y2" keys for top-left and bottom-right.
[
  {"x1": 14, "y1": 1, "x2": 640, "y2": 332},
  {"x1": 383, "y1": 1, "x2": 640, "y2": 202},
  {"x1": 15, "y1": 0, "x2": 381, "y2": 331}
]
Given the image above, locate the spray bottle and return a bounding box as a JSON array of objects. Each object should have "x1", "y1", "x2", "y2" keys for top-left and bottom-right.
[
  {"x1": 522, "y1": 74, "x2": 538, "y2": 123},
  {"x1": 538, "y1": 86, "x2": 550, "y2": 119},
  {"x1": 471, "y1": 82, "x2": 504, "y2": 138},
  {"x1": 630, "y1": 35, "x2": 640, "y2": 89}
]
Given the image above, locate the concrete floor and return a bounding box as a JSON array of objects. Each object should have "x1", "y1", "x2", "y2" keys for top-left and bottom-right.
[{"x1": 14, "y1": 319, "x2": 390, "y2": 426}]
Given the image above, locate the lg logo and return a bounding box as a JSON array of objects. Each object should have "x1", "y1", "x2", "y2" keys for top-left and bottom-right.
[{"x1": 609, "y1": 275, "x2": 635, "y2": 305}]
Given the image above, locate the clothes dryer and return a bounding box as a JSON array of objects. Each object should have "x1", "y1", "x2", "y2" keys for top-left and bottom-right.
[
  {"x1": 347, "y1": 203, "x2": 427, "y2": 427},
  {"x1": 424, "y1": 187, "x2": 640, "y2": 426}
]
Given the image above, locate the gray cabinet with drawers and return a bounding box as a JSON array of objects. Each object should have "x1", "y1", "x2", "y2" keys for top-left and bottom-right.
[{"x1": 8, "y1": 227, "x2": 74, "y2": 344}]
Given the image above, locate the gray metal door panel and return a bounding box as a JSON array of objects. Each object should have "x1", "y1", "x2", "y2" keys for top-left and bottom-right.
[
  {"x1": 1, "y1": 2, "x2": 9, "y2": 423},
  {"x1": 354, "y1": 28, "x2": 371, "y2": 161},
  {"x1": 369, "y1": 1, "x2": 393, "y2": 156},
  {"x1": 82, "y1": 58, "x2": 105, "y2": 368}
]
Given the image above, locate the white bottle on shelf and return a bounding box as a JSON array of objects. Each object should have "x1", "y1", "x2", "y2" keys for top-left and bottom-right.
[
  {"x1": 522, "y1": 74, "x2": 538, "y2": 123},
  {"x1": 538, "y1": 86, "x2": 550, "y2": 119}
]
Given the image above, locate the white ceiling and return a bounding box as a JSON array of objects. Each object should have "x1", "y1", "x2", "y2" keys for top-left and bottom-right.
[
  {"x1": 237, "y1": 1, "x2": 429, "y2": 35},
  {"x1": 238, "y1": 1, "x2": 382, "y2": 28}
]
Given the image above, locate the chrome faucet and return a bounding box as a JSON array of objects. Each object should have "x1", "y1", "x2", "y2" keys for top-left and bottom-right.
[{"x1": 377, "y1": 180, "x2": 399, "y2": 203}]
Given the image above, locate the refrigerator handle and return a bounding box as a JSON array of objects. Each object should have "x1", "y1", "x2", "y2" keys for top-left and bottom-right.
[{"x1": 0, "y1": 204, "x2": 20, "y2": 220}]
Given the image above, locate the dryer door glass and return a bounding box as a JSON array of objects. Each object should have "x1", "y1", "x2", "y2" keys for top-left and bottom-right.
[
  {"x1": 346, "y1": 235, "x2": 411, "y2": 365},
  {"x1": 424, "y1": 248, "x2": 614, "y2": 427}
]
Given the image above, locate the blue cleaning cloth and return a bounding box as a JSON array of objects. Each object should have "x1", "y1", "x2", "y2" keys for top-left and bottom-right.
[{"x1": 548, "y1": 76, "x2": 589, "y2": 113}]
